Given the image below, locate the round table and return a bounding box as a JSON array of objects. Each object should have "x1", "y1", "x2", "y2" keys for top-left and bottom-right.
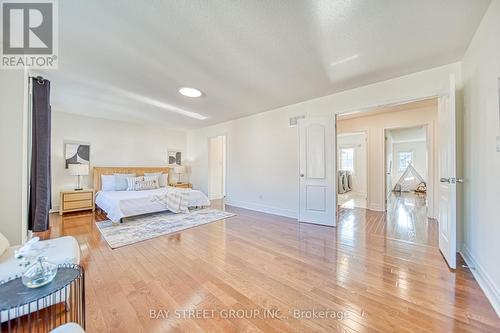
[{"x1": 0, "y1": 264, "x2": 85, "y2": 333}]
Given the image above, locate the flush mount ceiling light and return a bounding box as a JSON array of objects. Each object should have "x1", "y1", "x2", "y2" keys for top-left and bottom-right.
[{"x1": 178, "y1": 87, "x2": 203, "y2": 98}]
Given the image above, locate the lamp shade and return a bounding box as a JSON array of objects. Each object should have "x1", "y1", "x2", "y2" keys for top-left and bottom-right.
[
  {"x1": 68, "y1": 164, "x2": 89, "y2": 176},
  {"x1": 173, "y1": 165, "x2": 186, "y2": 174}
]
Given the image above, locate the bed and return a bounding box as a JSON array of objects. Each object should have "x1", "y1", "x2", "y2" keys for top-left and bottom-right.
[{"x1": 93, "y1": 167, "x2": 210, "y2": 222}]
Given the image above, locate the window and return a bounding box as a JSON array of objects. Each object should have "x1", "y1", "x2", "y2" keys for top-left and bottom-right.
[
  {"x1": 340, "y1": 148, "x2": 354, "y2": 172},
  {"x1": 398, "y1": 151, "x2": 413, "y2": 172}
]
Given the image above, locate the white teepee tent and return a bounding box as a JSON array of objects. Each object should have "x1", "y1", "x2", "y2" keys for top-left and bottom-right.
[{"x1": 393, "y1": 163, "x2": 425, "y2": 192}]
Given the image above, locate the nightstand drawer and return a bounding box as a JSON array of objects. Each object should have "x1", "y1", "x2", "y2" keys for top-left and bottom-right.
[
  {"x1": 63, "y1": 192, "x2": 93, "y2": 202},
  {"x1": 63, "y1": 199, "x2": 93, "y2": 210}
]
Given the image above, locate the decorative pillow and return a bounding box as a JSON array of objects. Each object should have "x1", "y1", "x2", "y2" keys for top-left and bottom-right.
[
  {"x1": 126, "y1": 176, "x2": 143, "y2": 191},
  {"x1": 101, "y1": 175, "x2": 116, "y2": 191},
  {"x1": 144, "y1": 172, "x2": 168, "y2": 187},
  {"x1": 0, "y1": 232, "x2": 10, "y2": 257},
  {"x1": 114, "y1": 173, "x2": 136, "y2": 191},
  {"x1": 134, "y1": 179, "x2": 159, "y2": 191},
  {"x1": 143, "y1": 175, "x2": 160, "y2": 189}
]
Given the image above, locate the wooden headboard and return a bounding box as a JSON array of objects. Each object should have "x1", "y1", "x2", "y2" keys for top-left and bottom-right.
[{"x1": 93, "y1": 167, "x2": 170, "y2": 191}]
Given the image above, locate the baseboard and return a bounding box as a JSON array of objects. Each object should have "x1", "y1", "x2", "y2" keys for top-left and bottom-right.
[
  {"x1": 460, "y1": 243, "x2": 500, "y2": 317},
  {"x1": 368, "y1": 203, "x2": 384, "y2": 211},
  {"x1": 224, "y1": 198, "x2": 298, "y2": 219}
]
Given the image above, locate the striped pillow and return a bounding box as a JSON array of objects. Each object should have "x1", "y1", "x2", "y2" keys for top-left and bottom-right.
[{"x1": 126, "y1": 176, "x2": 143, "y2": 191}]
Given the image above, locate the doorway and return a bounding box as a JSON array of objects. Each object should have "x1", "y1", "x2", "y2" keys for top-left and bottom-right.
[
  {"x1": 336, "y1": 132, "x2": 367, "y2": 209},
  {"x1": 208, "y1": 135, "x2": 226, "y2": 200},
  {"x1": 331, "y1": 80, "x2": 458, "y2": 270},
  {"x1": 384, "y1": 125, "x2": 429, "y2": 229}
]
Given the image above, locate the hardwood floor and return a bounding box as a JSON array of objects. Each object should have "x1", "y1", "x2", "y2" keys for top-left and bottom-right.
[{"x1": 44, "y1": 199, "x2": 500, "y2": 332}]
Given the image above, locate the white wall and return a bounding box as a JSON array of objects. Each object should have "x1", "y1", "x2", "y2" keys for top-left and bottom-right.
[
  {"x1": 0, "y1": 70, "x2": 29, "y2": 245},
  {"x1": 460, "y1": 1, "x2": 500, "y2": 316},
  {"x1": 187, "y1": 63, "x2": 460, "y2": 218},
  {"x1": 337, "y1": 133, "x2": 367, "y2": 195},
  {"x1": 188, "y1": 110, "x2": 300, "y2": 218},
  {"x1": 51, "y1": 112, "x2": 186, "y2": 210},
  {"x1": 338, "y1": 104, "x2": 437, "y2": 213}
]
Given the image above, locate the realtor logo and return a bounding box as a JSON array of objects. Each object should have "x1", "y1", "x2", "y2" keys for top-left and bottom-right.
[{"x1": 1, "y1": 0, "x2": 58, "y2": 69}]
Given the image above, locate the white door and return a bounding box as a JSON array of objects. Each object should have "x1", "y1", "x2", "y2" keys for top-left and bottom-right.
[
  {"x1": 438, "y1": 75, "x2": 458, "y2": 269},
  {"x1": 298, "y1": 117, "x2": 336, "y2": 226},
  {"x1": 208, "y1": 135, "x2": 226, "y2": 199},
  {"x1": 385, "y1": 133, "x2": 392, "y2": 208}
]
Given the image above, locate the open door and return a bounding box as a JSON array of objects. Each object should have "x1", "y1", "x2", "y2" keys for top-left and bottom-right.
[
  {"x1": 208, "y1": 135, "x2": 226, "y2": 200},
  {"x1": 438, "y1": 75, "x2": 458, "y2": 269},
  {"x1": 298, "y1": 117, "x2": 336, "y2": 226}
]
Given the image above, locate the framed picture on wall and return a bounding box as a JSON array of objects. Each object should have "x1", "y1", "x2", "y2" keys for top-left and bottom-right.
[
  {"x1": 168, "y1": 150, "x2": 182, "y2": 165},
  {"x1": 64, "y1": 141, "x2": 90, "y2": 169}
]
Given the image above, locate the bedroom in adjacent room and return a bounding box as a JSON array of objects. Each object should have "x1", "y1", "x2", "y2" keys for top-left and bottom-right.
[{"x1": 336, "y1": 132, "x2": 367, "y2": 209}]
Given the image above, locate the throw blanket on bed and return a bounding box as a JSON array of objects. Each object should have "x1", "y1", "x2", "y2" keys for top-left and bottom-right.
[{"x1": 152, "y1": 187, "x2": 190, "y2": 213}]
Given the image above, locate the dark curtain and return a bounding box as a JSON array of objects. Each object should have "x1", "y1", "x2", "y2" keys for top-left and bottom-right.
[{"x1": 29, "y1": 77, "x2": 51, "y2": 232}]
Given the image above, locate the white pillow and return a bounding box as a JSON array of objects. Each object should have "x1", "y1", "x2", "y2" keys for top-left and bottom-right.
[
  {"x1": 114, "y1": 173, "x2": 136, "y2": 191},
  {"x1": 144, "y1": 175, "x2": 160, "y2": 189},
  {"x1": 126, "y1": 176, "x2": 143, "y2": 191},
  {"x1": 135, "y1": 179, "x2": 158, "y2": 191},
  {"x1": 0, "y1": 232, "x2": 10, "y2": 257},
  {"x1": 101, "y1": 175, "x2": 115, "y2": 191},
  {"x1": 144, "y1": 172, "x2": 168, "y2": 187}
]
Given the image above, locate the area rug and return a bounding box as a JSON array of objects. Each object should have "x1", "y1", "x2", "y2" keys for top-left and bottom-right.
[{"x1": 95, "y1": 208, "x2": 235, "y2": 249}]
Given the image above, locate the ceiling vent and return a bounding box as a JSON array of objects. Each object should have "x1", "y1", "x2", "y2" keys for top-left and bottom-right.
[{"x1": 289, "y1": 115, "x2": 305, "y2": 127}]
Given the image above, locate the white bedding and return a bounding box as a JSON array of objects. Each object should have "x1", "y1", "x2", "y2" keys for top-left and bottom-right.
[{"x1": 95, "y1": 187, "x2": 210, "y2": 222}]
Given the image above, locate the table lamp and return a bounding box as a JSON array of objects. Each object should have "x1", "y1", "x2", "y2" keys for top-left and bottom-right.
[
  {"x1": 68, "y1": 164, "x2": 89, "y2": 190},
  {"x1": 173, "y1": 165, "x2": 186, "y2": 184}
]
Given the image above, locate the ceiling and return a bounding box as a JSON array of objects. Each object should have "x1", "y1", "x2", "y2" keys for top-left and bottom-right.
[{"x1": 39, "y1": 0, "x2": 490, "y2": 129}]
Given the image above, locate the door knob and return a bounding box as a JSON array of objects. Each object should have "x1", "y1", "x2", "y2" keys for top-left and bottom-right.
[
  {"x1": 440, "y1": 177, "x2": 450, "y2": 183},
  {"x1": 299, "y1": 174, "x2": 305, "y2": 177},
  {"x1": 456, "y1": 178, "x2": 464, "y2": 183}
]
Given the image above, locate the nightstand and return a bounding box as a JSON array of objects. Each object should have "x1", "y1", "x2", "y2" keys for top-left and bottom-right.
[
  {"x1": 59, "y1": 189, "x2": 95, "y2": 215},
  {"x1": 173, "y1": 183, "x2": 192, "y2": 189}
]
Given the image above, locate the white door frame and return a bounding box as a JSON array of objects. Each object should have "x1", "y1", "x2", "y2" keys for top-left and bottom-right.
[
  {"x1": 382, "y1": 122, "x2": 436, "y2": 218},
  {"x1": 207, "y1": 134, "x2": 227, "y2": 200}
]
